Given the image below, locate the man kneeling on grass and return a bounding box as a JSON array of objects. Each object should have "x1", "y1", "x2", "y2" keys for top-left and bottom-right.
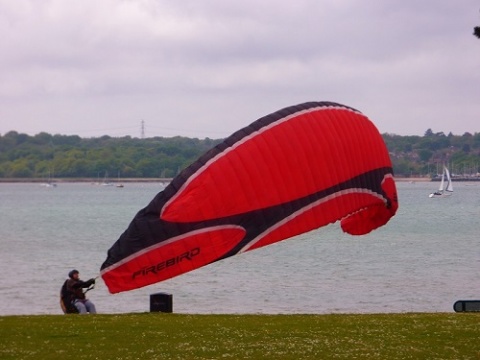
[{"x1": 67, "y1": 270, "x2": 97, "y2": 314}]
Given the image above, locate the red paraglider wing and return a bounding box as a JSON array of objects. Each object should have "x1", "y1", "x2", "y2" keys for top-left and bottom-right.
[{"x1": 100, "y1": 102, "x2": 398, "y2": 294}]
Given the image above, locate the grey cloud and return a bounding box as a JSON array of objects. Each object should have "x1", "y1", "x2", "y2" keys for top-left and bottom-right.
[{"x1": 0, "y1": 0, "x2": 479, "y2": 138}]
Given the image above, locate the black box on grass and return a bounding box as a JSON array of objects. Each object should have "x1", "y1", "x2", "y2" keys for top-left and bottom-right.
[{"x1": 150, "y1": 292, "x2": 173, "y2": 313}]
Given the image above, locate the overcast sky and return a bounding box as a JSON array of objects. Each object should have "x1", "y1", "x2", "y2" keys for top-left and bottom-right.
[{"x1": 1, "y1": 1, "x2": 479, "y2": 139}]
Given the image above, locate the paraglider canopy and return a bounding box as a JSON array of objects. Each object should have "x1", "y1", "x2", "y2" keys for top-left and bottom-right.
[{"x1": 100, "y1": 101, "x2": 398, "y2": 294}]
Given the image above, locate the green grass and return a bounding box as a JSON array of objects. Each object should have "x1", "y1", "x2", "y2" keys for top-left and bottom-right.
[{"x1": 1, "y1": 313, "x2": 479, "y2": 359}]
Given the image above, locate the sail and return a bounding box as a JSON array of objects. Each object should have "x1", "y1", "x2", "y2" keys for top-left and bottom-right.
[
  {"x1": 444, "y1": 166, "x2": 453, "y2": 193},
  {"x1": 438, "y1": 169, "x2": 445, "y2": 192}
]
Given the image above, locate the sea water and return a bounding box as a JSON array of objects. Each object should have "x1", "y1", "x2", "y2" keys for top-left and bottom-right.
[{"x1": 0, "y1": 181, "x2": 478, "y2": 315}]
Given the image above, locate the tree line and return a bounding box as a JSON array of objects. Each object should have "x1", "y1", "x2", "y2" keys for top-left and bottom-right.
[
  {"x1": 383, "y1": 129, "x2": 480, "y2": 177},
  {"x1": 1, "y1": 129, "x2": 480, "y2": 179},
  {"x1": 0, "y1": 131, "x2": 221, "y2": 179}
]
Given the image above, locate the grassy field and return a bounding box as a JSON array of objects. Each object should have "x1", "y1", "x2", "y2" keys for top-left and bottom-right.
[{"x1": 1, "y1": 313, "x2": 479, "y2": 359}]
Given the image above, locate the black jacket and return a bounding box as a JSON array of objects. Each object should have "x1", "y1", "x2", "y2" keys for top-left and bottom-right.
[{"x1": 66, "y1": 278, "x2": 95, "y2": 300}]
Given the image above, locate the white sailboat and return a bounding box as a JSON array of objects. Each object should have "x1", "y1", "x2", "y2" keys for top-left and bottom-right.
[
  {"x1": 101, "y1": 171, "x2": 114, "y2": 186},
  {"x1": 429, "y1": 166, "x2": 453, "y2": 198},
  {"x1": 40, "y1": 169, "x2": 57, "y2": 188}
]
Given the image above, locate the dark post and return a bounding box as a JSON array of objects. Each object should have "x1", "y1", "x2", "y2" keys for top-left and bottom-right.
[{"x1": 474, "y1": 26, "x2": 480, "y2": 39}]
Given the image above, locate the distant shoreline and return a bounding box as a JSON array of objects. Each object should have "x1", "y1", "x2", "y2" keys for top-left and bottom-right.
[
  {"x1": 395, "y1": 177, "x2": 430, "y2": 182},
  {"x1": 2, "y1": 176, "x2": 480, "y2": 184},
  {"x1": 0, "y1": 177, "x2": 173, "y2": 184},
  {"x1": 0, "y1": 177, "x2": 430, "y2": 183}
]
